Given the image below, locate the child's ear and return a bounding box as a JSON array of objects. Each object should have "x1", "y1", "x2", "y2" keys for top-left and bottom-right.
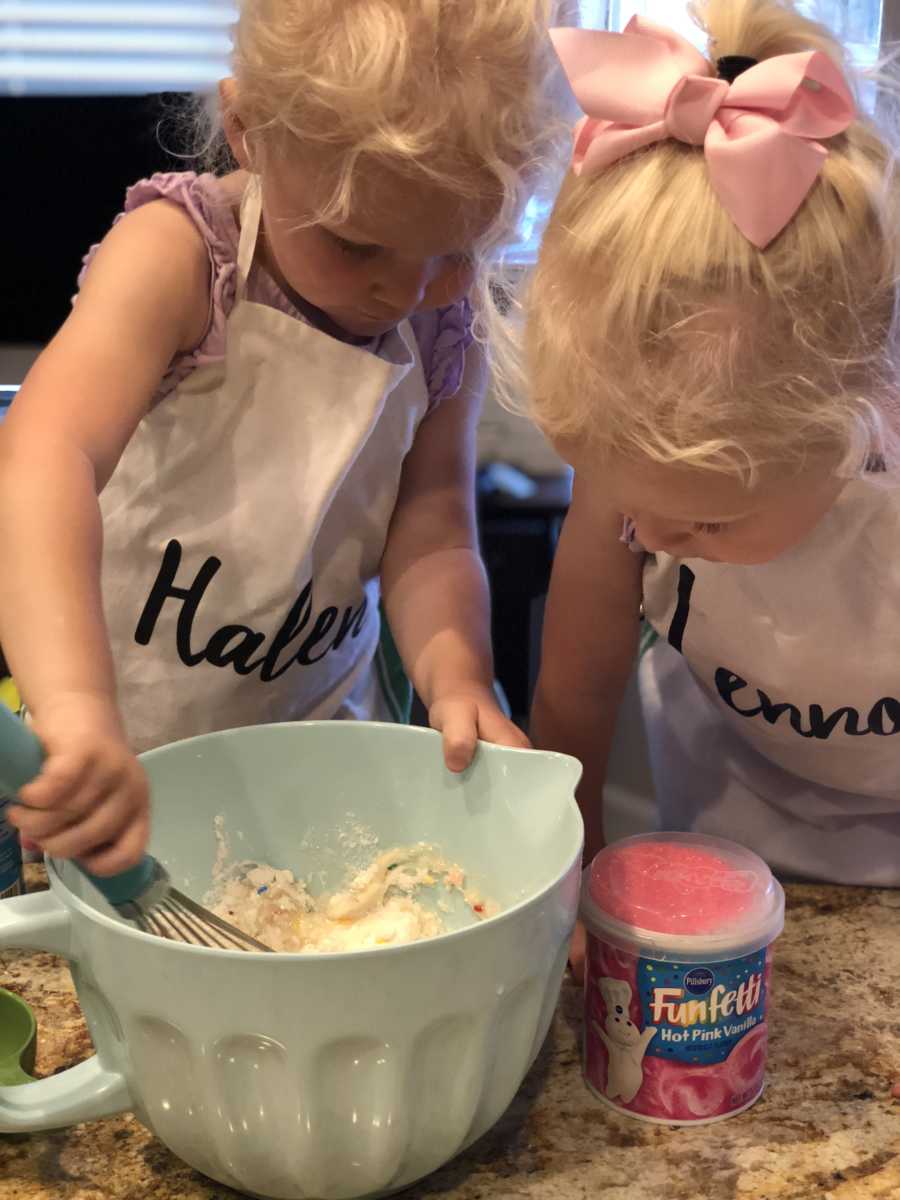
[{"x1": 219, "y1": 78, "x2": 252, "y2": 170}]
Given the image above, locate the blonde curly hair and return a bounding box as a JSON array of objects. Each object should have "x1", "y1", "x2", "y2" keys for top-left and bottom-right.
[
  {"x1": 505, "y1": 0, "x2": 900, "y2": 480},
  {"x1": 213, "y1": 0, "x2": 568, "y2": 252}
]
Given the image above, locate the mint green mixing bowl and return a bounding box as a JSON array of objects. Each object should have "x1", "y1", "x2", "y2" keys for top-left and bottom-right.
[{"x1": 0, "y1": 722, "x2": 582, "y2": 1199}]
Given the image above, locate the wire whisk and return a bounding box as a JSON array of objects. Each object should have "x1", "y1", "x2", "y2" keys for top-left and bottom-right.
[
  {"x1": 117, "y1": 858, "x2": 273, "y2": 952},
  {"x1": 0, "y1": 702, "x2": 272, "y2": 952}
]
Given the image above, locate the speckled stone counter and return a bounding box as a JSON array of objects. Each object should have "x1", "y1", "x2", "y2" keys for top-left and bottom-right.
[{"x1": 2, "y1": 867, "x2": 899, "y2": 1200}]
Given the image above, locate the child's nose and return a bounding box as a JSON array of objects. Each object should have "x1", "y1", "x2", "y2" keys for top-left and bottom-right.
[{"x1": 373, "y1": 259, "x2": 432, "y2": 314}]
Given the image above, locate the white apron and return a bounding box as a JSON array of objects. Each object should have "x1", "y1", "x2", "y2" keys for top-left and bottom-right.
[
  {"x1": 639, "y1": 478, "x2": 900, "y2": 885},
  {"x1": 99, "y1": 182, "x2": 429, "y2": 753}
]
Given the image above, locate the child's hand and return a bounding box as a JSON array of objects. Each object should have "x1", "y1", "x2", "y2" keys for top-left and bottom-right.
[
  {"x1": 6, "y1": 695, "x2": 150, "y2": 876},
  {"x1": 429, "y1": 684, "x2": 530, "y2": 772}
]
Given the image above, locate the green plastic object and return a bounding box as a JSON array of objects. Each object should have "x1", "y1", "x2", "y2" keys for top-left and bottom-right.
[{"x1": 0, "y1": 987, "x2": 36, "y2": 1086}]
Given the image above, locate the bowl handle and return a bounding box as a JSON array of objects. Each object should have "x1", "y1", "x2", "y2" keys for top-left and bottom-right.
[{"x1": 0, "y1": 890, "x2": 132, "y2": 1130}]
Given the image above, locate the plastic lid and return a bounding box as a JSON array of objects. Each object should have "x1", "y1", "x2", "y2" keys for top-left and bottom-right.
[{"x1": 581, "y1": 832, "x2": 784, "y2": 962}]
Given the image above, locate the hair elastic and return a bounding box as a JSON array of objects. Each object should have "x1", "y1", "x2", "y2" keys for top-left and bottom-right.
[{"x1": 717, "y1": 55, "x2": 760, "y2": 83}]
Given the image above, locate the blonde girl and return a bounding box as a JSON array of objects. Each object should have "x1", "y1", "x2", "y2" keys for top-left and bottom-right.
[
  {"x1": 0, "y1": 0, "x2": 564, "y2": 874},
  {"x1": 521, "y1": 0, "x2": 900, "y2": 888}
]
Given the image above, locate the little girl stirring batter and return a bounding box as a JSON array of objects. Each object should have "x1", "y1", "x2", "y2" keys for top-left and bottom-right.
[
  {"x1": 514, "y1": 0, "x2": 900, "y2": 891},
  {"x1": 0, "y1": 0, "x2": 563, "y2": 875}
]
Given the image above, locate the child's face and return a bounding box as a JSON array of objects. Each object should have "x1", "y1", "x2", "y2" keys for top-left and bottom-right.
[
  {"x1": 256, "y1": 153, "x2": 488, "y2": 339},
  {"x1": 586, "y1": 455, "x2": 846, "y2": 566}
]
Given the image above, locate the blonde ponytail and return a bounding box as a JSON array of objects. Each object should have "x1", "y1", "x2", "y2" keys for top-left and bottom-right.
[{"x1": 503, "y1": 0, "x2": 900, "y2": 480}]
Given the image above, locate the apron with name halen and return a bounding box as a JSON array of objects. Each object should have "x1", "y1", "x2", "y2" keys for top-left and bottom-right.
[
  {"x1": 99, "y1": 181, "x2": 429, "y2": 753},
  {"x1": 639, "y1": 478, "x2": 900, "y2": 885}
]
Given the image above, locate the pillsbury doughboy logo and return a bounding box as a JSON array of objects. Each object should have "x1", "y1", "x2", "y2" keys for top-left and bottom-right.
[{"x1": 683, "y1": 967, "x2": 714, "y2": 996}]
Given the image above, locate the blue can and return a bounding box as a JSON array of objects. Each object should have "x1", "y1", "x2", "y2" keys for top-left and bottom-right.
[{"x1": 0, "y1": 795, "x2": 23, "y2": 899}]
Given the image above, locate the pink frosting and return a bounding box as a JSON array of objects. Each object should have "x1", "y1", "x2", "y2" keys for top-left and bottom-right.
[
  {"x1": 584, "y1": 934, "x2": 774, "y2": 1122},
  {"x1": 589, "y1": 841, "x2": 762, "y2": 935},
  {"x1": 77, "y1": 172, "x2": 473, "y2": 409},
  {"x1": 634, "y1": 1022, "x2": 768, "y2": 1121}
]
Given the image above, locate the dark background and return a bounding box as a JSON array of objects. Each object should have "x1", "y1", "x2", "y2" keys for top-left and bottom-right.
[{"x1": 2, "y1": 96, "x2": 182, "y2": 345}]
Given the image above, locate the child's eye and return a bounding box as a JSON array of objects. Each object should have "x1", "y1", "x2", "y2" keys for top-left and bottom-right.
[
  {"x1": 327, "y1": 231, "x2": 380, "y2": 261},
  {"x1": 693, "y1": 522, "x2": 724, "y2": 535}
]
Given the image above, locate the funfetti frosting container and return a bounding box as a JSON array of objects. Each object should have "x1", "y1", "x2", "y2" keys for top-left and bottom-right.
[{"x1": 581, "y1": 832, "x2": 785, "y2": 1125}]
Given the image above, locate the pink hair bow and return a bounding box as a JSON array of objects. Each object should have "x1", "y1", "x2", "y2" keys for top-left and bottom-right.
[{"x1": 549, "y1": 16, "x2": 855, "y2": 248}]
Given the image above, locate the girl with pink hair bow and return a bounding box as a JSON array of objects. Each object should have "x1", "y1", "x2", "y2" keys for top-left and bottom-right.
[{"x1": 513, "y1": 0, "x2": 900, "y2": 942}]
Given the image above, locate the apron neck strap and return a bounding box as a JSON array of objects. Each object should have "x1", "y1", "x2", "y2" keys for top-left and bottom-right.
[{"x1": 236, "y1": 176, "x2": 264, "y2": 303}]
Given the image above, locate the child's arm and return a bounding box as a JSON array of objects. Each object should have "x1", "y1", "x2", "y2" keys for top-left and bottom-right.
[
  {"x1": 0, "y1": 201, "x2": 211, "y2": 873},
  {"x1": 381, "y1": 339, "x2": 528, "y2": 770},
  {"x1": 530, "y1": 476, "x2": 643, "y2": 865}
]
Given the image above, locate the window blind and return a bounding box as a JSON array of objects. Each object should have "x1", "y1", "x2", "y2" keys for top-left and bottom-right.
[
  {"x1": 0, "y1": 1, "x2": 235, "y2": 96},
  {"x1": 611, "y1": 1, "x2": 884, "y2": 65},
  {"x1": 1, "y1": 1, "x2": 886, "y2": 99}
]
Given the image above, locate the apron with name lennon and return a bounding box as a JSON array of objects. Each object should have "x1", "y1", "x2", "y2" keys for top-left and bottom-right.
[
  {"x1": 99, "y1": 182, "x2": 429, "y2": 754},
  {"x1": 639, "y1": 478, "x2": 900, "y2": 885}
]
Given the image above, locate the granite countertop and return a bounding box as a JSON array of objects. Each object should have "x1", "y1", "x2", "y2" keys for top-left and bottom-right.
[{"x1": 2, "y1": 867, "x2": 900, "y2": 1200}]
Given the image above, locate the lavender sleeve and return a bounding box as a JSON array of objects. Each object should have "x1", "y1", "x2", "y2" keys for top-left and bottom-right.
[{"x1": 410, "y1": 297, "x2": 474, "y2": 411}]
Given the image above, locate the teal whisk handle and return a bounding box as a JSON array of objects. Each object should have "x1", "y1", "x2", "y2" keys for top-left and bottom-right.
[
  {"x1": 0, "y1": 700, "x2": 156, "y2": 907},
  {"x1": 0, "y1": 697, "x2": 43, "y2": 793},
  {"x1": 82, "y1": 856, "x2": 157, "y2": 908}
]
